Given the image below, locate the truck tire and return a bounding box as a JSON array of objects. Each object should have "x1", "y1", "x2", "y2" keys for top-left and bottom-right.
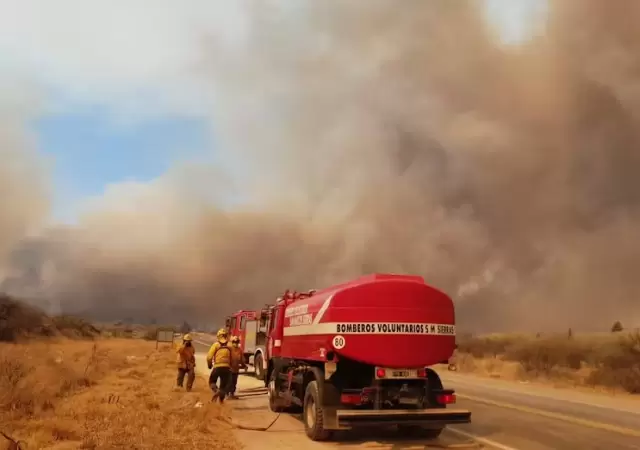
[
  {"x1": 254, "y1": 353, "x2": 265, "y2": 381},
  {"x1": 303, "y1": 381, "x2": 331, "y2": 441},
  {"x1": 268, "y1": 370, "x2": 285, "y2": 413}
]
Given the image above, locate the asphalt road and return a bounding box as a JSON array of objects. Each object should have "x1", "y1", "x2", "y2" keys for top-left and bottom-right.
[{"x1": 193, "y1": 338, "x2": 640, "y2": 449}]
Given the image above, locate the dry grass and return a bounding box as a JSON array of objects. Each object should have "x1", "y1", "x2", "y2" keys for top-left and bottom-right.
[
  {"x1": 0, "y1": 338, "x2": 240, "y2": 450},
  {"x1": 453, "y1": 331, "x2": 640, "y2": 394}
]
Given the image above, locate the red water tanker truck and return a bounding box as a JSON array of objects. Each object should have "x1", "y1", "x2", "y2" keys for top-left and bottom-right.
[{"x1": 261, "y1": 273, "x2": 471, "y2": 441}]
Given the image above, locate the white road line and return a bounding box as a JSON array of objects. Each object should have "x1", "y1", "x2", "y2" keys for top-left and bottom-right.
[
  {"x1": 440, "y1": 374, "x2": 640, "y2": 415},
  {"x1": 447, "y1": 427, "x2": 520, "y2": 450}
]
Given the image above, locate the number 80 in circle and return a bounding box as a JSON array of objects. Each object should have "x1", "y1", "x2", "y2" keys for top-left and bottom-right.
[{"x1": 332, "y1": 335, "x2": 346, "y2": 349}]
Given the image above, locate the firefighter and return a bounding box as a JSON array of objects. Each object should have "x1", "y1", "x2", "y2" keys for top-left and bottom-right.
[
  {"x1": 228, "y1": 335, "x2": 247, "y2": 399},
  {"x1": 176, "y1": 333, "x2": 196, "y2": 391},
  {"x1": 206, "y1": 328, "x2": 232, "y2": 403}
]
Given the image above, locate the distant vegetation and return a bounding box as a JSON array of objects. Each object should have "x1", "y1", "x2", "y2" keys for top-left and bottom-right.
[
  {"x1": 455, "y1": 330, "x2": 640, "y2": 394},
  {"x1": 0, "y1": 294, "x2": 175, "y2": 342},
  {"x1": 0, "y1": 294, "x2": 99, "y2": 341},
  {"x1": 3, "y1": 294, "x2": 638, "y2": 395}
]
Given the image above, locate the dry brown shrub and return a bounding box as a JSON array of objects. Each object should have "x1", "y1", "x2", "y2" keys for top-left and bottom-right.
[
  {"x1": 456, "y1": 332, "x2": 640, "y2": 394},
  {"x1": 587, "y1": 331, "x2": 640, "y2": 394},
  {"x1": 0, "y1": 296, "x2": 100, "y2": 343},
  {"x1": 0, "y1": 339, "x2": 239, "y2": 450}
]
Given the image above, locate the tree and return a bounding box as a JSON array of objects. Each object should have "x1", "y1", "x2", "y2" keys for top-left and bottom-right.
[
  {"x1": 180, "y1": 321, "x2": 191, "y2": 334},
  {"x1": 611, "y1": 321, "x2": 624, "y2": 332}
]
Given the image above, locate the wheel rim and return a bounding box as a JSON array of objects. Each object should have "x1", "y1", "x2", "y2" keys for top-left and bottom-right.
[{"x1": 306, "y1": 397, "x2": 316, "y2": 428}]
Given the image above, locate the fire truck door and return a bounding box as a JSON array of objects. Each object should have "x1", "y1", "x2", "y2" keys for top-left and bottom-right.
[{"x1": 243, "y1": 320, "x2": 258, "y2": 353}]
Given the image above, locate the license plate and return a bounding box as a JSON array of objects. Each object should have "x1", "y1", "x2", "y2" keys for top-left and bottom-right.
[{"x1": 388, "y1": 369, "x2": 417, "y2": 379}]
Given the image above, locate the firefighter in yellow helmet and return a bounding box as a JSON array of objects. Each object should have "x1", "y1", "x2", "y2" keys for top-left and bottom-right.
[
  {"x1": 228, "y1": 335, "x2": 247, "y2": 399},
  {"x1": 206, "y1": 328, "x2": 232, "y2": 403},
  {"x1": 176, "y1": 333, "x2": 196, "y2": 391}
]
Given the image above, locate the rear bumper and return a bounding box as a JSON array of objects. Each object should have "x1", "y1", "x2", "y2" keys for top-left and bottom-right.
[{"x1": 334, "y1": 408, "x2": 471, "y2": 429}]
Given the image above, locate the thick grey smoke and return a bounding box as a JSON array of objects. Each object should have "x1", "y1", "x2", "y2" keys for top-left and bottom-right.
[
  {"x1": 4, "y1": 0, "x2": 640, "y2": 331},
  {"x1": 0, "y1": 95, "x2": 49, "y2": 276}
]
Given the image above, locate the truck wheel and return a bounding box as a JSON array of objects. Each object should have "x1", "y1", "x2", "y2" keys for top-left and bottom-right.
[
  {"x1": 303, "y1": 381, "x2": 331, "y2": 441},
  {"x1": 254, "y1": 353, "x2": 265, "y2": 381},
  {"x1": 268, "y1": 371, "x2": 285, "y2": 413},
  {"x1": 267, "y1": 369, "x2": 302, "y2": 414}
]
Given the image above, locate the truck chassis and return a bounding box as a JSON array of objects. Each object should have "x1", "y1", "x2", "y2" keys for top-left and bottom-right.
[{"x1": 267, "y1": 355, "x2": 471, "y2": 441}]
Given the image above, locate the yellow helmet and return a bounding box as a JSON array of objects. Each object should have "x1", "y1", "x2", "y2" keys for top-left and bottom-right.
[
  {"x1": 183, "y1": 333, "x2": 192, "y2": 341},
  {"x1": 217, "y1": 328, "x2": 228, "y2": 341}
]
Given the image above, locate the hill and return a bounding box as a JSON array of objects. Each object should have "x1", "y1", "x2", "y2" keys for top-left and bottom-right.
[{"x1": 0, "y1": 294, "x2": 99, "y2": 342}]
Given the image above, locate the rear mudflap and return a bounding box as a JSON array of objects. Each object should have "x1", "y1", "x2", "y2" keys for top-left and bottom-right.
[{"x1": 320, "y1": 380, "x2": 342, "y2": 430}]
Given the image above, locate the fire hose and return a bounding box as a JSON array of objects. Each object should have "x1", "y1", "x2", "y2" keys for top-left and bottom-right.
[
  {"x1": 229, "y1": 413, "x2": 282, "y2": 432},
  {"x1": 222, "y1": 387, "x2": 284, "y2": 432},
  {"x1": 0, "y1": 430, "x2": 27, "y2": 449}
]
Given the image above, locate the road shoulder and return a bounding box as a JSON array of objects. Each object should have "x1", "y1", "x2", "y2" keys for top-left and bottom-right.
[{"x1": 194, "y1": 353, "x2": 329, "y2": 450}]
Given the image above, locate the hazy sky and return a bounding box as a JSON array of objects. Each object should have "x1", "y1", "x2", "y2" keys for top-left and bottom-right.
[
  {"x1": 1, "y1": 0, "x2": 546, "y2": 224},
  {"x1": 5, "y1": 0, "x2": 639, "y2": 332}
]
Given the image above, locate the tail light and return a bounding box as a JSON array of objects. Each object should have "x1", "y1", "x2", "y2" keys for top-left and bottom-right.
[
  {"x1": 436, "y1": 393, "x2": 456, "y2": 405},
  {"x1": 341, "y1": 387, "x2": 376, "y2": 405},
  {"x1": 375, "y1": 368, "x2": 386, "y2": 378},
  {"x1": 417, "y1": 368, "x2": 427, "y2": 378},
  {"x1": 340, "y1": 393, "x2": 362, "y2": 405}
]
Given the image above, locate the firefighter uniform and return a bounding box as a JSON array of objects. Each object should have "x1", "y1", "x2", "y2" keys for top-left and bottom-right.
[
  {"x1": 206, "y1": 328, "x2": 233, "y2": 403},
  {"x1": 229, "y1": 335, "x2": 247, "y2": 399},
  {"x1": 176, "y1": 334, "x2": 196, "y2": 391}
]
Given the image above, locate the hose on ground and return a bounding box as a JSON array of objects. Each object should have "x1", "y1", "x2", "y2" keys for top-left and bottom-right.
[
  {"x1": 1, "y1": 430, "x2": 27, "y2": 449},
  {"x1": 221, "y1": 386, "x2": 282, "y2": 432},
  {"x1": 228, "y1": 413, "x2": 282, "y2": 432}
]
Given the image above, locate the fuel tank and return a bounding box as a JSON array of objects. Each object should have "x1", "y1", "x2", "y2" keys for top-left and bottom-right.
[{"x1": 281, "y1": 274, "x2": 456, "y2": 368}]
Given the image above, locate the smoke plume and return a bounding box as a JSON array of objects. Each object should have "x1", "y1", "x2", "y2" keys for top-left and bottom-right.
[
  {"x1": 4, "y1": 0, "x2": 640, "y2": 331},
  {"x1": 0, "y1": 98, "x2": 49, "y2": 275}
]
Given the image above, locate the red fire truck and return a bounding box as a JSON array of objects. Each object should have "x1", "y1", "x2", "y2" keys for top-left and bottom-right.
[
  {"x1": 262, "y1": 273, "x2": 471, "y2": 441},
  {"x1": 225, "y1": 308, "x2": 269, "y2": 380}
]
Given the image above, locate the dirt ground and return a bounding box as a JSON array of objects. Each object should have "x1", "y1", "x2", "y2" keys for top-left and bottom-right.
[{"x1": 0, "y1": 338, "x2": 240, "y2": 450}]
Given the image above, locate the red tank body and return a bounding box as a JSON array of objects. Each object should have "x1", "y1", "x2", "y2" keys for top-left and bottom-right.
[{"x1": 278, "y1": 273, "x2": 456, "y2": 368}]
